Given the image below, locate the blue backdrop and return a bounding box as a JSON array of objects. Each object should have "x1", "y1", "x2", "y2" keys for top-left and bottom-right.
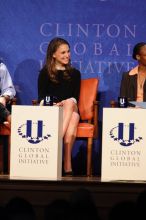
[{"x1": 1, "y1": 0, "x2": 146, "y2": 175}]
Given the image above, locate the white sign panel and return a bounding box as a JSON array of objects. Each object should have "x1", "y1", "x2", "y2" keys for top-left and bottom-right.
[
  {"x1": 101, "y1": 108, "x2": 146, "y2": 182},
  {"x1": 10, "y1": 105, "x2": 63, "y2": 180}
]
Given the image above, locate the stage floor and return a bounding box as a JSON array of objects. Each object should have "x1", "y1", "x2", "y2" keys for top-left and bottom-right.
[{"x1": 0, "y1": 175, "x2": 146, "y2": 220}]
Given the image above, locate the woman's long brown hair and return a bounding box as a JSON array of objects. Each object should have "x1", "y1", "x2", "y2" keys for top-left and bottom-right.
[{"x1": 45, "y1": 37, "x2": 73, "y2": 83}]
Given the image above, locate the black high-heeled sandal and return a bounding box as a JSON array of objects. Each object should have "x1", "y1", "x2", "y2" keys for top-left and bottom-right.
[{"x1": 63, "y1": 171, "x2": 73, "y2": 177}]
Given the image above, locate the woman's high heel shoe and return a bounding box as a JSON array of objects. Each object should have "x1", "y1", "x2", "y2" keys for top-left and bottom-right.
[{"x1": 63, "y1": 171, "x2": 73, "y2": 177}]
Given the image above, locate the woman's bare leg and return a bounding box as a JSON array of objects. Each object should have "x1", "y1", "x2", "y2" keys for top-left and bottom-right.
[
  {"x1": 63, "y1": 112, "x2": 80, "y2": 172},
  {"x1": 58, "y1": 99, "x2": 80, "y2": 173},
  {"x1": 62, "y1": 99, "x2": 77, "y2": 136}
]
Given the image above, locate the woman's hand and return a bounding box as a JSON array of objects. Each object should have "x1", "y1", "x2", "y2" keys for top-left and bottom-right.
[
  {"x1": 55, "y1": 98, "x2": 78, "y2": 111},
  {"x1": 55, "y1": 98, "x2": 77, "y2": 107},
  {"x1": 0, "y1": 96, "x2": 7, "y2": 106},
  {"x1": 55, "y1": 100, "x2": 65, "y2": 106}
]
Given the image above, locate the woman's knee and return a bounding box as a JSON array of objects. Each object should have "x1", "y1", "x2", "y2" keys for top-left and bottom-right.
[
  {"x1": 72, "y1": 112, "x2": 80, "y2": 123},
  {"x1": 64, "y1": 99, "x2": 76, "y2": 110}
]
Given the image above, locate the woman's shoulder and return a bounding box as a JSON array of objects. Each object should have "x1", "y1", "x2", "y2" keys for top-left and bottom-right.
[
  {"x1": 121, "y1": 70, "x2": 137, "y2": 83},
  {"x1": 38, "y1": 66, "x2": 49, "y2": 81},
  {"x1": 122, "y1": 70, "x2": 137, "y2": 78},
  {"x1": 122, "y1": 70, "x2": 134, "y2": 77},
  {"x1": 38, "y1": 66, "x2": 48, "y2": 78},
  {"x1": 70, "y1": 67, "x2": 81, "y2": 77},
  {"x1": 39, "y1": 66, "x2": 47, "y2": 74},
  {"x1": 122, "y1": 66, "x2": 138, "y2": 77}
]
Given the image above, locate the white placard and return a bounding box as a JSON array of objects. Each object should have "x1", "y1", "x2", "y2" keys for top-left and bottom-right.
[
  {"x1": 10, "y1": 105, "x2": 63, "y2": 180},
  {"x1": 101, "y1": 108, "x2": 146, "y2": 182}
]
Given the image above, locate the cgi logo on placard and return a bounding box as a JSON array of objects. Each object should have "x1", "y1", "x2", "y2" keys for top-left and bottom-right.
[
  {"x1": 17, "y1": 120, "x2": 51, "y2": 144},
  {"x1": 109, "y1": 123, "x2": 143, "y2": 147}
]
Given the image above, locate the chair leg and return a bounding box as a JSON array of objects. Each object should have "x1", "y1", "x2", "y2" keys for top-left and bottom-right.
[{"x1": 87, "y1": 137, "x2": 93, "y2": 177}]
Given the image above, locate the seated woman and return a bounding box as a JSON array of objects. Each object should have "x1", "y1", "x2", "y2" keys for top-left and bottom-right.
[
  {"x1": 120, "y1": 42, "x2": 146, "y2": 102},
  {"x1": 38, "y1": 37, "x2": 81, "y2": 176}
]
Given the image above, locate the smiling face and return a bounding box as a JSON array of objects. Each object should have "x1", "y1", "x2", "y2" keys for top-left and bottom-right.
[{"x1": 53, "y1": 44, "x2": 70, "y2": 68}]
